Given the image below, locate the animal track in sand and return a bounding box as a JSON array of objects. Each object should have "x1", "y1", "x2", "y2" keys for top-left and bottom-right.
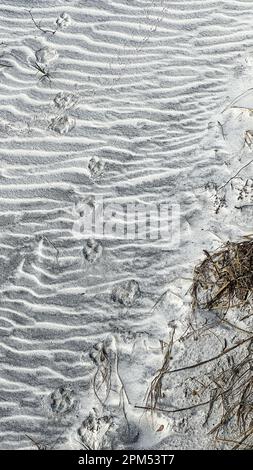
[
  {"x1": 56, "y1": 12, "x2": 71, "y2": 29},
  {"x1": 78, "y1": 407, "x2": 112, "y2": 450},
  {"x1": 111, "y1": 280, "x2": 141, "y2": 307},
  {"x1": 54, "y1": 92, "x2": 78, "y2": 110},
  {"x1": 50, "y1": 385, "x2": 76, "y2": 414},
  {"x1": 88, "y1": 157, "x2": 105, "y2": 179},
  {"x1": 83, "y1": 238, "x2": 103, "y2": 263},
  {"x1": 78, "y1": 406, "x2": 140, "y2": 450},
  {"x1": 49, "y1": 115, "x2": 75, "y2": 134}
]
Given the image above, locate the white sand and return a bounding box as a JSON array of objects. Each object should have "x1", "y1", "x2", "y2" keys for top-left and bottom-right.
[{"x1": 0, "y1": 0, "x2": 252, "y2": 450}]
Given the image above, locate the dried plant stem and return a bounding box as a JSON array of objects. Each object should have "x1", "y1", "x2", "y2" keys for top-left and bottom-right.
[
  {"x1": 166, "y1": 336, "x2": 253, "y2": 376},
  {"x1": 217, "y1": 158, "x2": 253, "y2": 192}
]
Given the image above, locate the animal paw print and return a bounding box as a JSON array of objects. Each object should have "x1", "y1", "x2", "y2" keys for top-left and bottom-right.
[
  {"x1": 50, "y1": 385, "x2": 75, "y2": 414},
  {"x1": 54, "y1": 92, "x2": 78, "y2": 110},
  {"x1": 78, "y1": 408, "x2": 112, "y2": 450},
  {"x1": 83, "y1": 238, "x2": 102, "y2": 263},
  {"x1": 56, "y1": 12, "x2": 71, "y2": 29},
  {"x1": 111, "y1": 280, "x2": 140, "y2": 307},
  {"x1": 88, "y1": 157, "x2": 105, "y2": 179},
  {"x1": 49, "y1": 115, "x2": 75, "y2": 134},
  {"x1": 172, "y1": 416, "x2": 189, "y2": 434}
]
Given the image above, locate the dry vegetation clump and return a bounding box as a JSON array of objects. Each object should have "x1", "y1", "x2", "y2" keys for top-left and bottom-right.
[
  {"x1": 205, "y1": 343, "x2": 253, "y2": 449},
  {"x1": 191, "y1": 239, "x2": 253, "y2": 449},
  {"x1": 191, "y1": 240, "x2": 253, "y2": 314},
  {"x1": 136, "y1": 241, "x2": 253, "y2": 449}
]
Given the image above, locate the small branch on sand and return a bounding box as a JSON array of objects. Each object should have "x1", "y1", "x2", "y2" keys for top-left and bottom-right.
[
  {"x1": 235, "y1": 204, "x2": 253, "y2": 210},
  {"x1": 135, "y1": 400, "x2": 210, "y2": 414},
  {"x1": 217, "y1": 121, "x2": 226, "y2": 140},
  {"x1": 0, "y1": 52, "x2": 12, "y2": 70},
  {"x1": 222, "y1": 88, "x2": 253, "y2": 114},
  {"x1": 0, "y1": 62, "x2": 12, "y2": 69},
  {"x1": 217, "y1": 158, "x2": 253, "y2": 192},
  {"x1": 27, "y1": 9, "x2": 58, "y2": 35},
  {"x1": 31, "y1": 62, "x2": 52, "y2": 86},
  {"x1": 164, "y1": 336, "x2": 253, "y2": 376}
]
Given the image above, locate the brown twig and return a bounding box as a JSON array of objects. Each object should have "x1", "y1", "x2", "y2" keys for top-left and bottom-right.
[
  {"x1": 28, "y1": 9, "x2": 58, "y2": 35},
  {"x1": 165, "y1": 336, "x2": 253, "y2": 375},
  {"x1": 217, "y1": 159, "x2": 253, "y2": 192},
  {"x1": 135, "y1": 400, "x2": 210, "y2": 414}
]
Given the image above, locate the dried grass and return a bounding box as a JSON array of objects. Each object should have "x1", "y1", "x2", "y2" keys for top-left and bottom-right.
[
  {"x1": 204, "y1": 343, "x2": 253, "y2": 449},
  {"x1": 145, "y1": 327, "x2": 175, "y2": 412},
  {"x1": 191, "y1": 240, "x2": 253, "y2": 314},
  {"x1": 191, "y1": 239, "x2": 253, "y2": 449},
  {"x1": 137, "y1": 240, "x2": 253, "y2": 448}
]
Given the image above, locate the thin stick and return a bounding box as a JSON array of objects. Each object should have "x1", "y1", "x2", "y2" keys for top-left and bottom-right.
[
  {"x1": 217, "y1": 121, "x2": 226, "y2": 140},
  {"x1": 135, "y1": 400, "x2": 210, "y2": 414},
  {"x1": 217, "y1": 158, "x2": 253, "y2": 192},
  {"x1": 0, "y1": 63, "x2": 12, "y2": 69},
  {"x1": 222, "y1": 88, "x2": 253, "y2": 114},
  {"x1": 28, "y1": 9, "x2": 57, "y2": 35},
  {"x1": 165, "y1": 335, "x2": 253, "y2": 375},
  {"x1": 235, "y1": 204, "x2": 253, "y2": 210}
]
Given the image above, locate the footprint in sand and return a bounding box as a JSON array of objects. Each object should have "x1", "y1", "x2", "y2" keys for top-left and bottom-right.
[
  {"x1": 56, "y1": 12, "x2": 71, "y2": 30},
  {"x1": 54, "y1": 92, "x2": 78, "y2": 110},
  {"x1": 49, "y1": 115, "x2": 75, "y2": 134},
  {"x1": 111, "y1": 280, "x2": 141, "y2": 307},
  {"x1": 50, "y1": 385, "x2": 76, "y2": 414},
  {"x1": 78, "y1": 407, "x2": 112, "y2": 450},
  {"x1": 82, "y1": 238, "x2": 103, "y2": 263},
  {"x1": 88, "y1": 157, "x2": 105, "y2": 179}
]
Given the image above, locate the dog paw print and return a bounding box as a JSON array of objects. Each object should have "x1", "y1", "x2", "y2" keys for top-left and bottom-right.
[
  {"x1": 172, "y1": 416, "x2": 189, "y2": 434},
  {"x1": 111, "y1": 280, "x2": 140, "y2": 307},
  {"x1": 78, "y1": 408, "x2": 112, "y2": 450},
  {"x1": 49, "y1": 115, "x2": 75, "y2": 134},
  {"x1": 54, "y1": 92, "x2": 78, "y2": 110},
  {"x1": 88, "y1": 157, "x2": 105, "y2": 179},
  {"x1": 56, "y1": 12, "x2": 71, "y2": 29},
  {"x1": 50, "y1": 385, "x2": 75, "y2": 414},
  {"x1": 83, "y1": 239, "x2": 102, "y2": 263},
  {"x1": 90, "y1": 336, "x2": 117, "y2": 370}
]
